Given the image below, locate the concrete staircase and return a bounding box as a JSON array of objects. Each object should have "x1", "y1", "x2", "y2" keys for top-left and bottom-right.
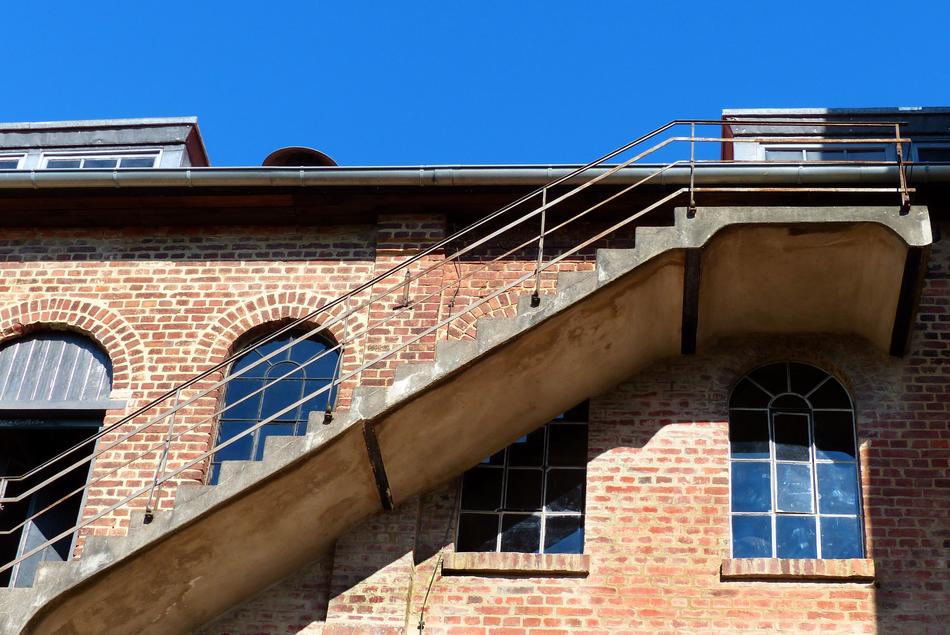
[{"x1": 0, "y1": 205, "x2": 930, "y2": 635}]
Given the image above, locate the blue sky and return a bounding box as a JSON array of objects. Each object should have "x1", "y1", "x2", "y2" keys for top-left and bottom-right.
[{"x1": 4, "y1": 2, "x2": 950, "y2": 166}]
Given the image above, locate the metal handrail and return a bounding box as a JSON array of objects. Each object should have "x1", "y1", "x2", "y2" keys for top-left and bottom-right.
[{"x1": 0, "y1": 120, "x2": 913, "y2": 581}]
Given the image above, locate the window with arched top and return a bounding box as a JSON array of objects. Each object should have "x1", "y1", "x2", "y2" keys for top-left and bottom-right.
[
  {"x1": 729, "y1": 362, "x2": 864, "y2": 560},
  {"x1": 209, "y1": 332, "x2": 340, "y2": 485},
  {"x1": 0, "y1": 331, "x2": 115, "y2": 588}
]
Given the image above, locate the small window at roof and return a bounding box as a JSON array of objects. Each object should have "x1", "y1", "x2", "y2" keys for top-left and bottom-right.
[
  {"x1": 41, "y1": 153, "x2": 158, "y2": 169},
  {"x1": 916, "y1": 146, "x2": 950, "y2": 162}
]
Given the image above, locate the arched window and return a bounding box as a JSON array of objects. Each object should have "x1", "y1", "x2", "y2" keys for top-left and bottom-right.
[
  {"x1": 729, "y1": 362, "x2": 864, "y2": 560},
  {"x1": 0, "y1": 332, "x2": 114, "y2": 588},
  {"x1": 209, "y1": 332, "x2": 340, "y2": 485}
]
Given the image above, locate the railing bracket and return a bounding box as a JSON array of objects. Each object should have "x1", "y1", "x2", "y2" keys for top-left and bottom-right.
[
  {"x1": 143, "y1": 510, "x2": 154, "y2": 525},
  {"x1": 529, "y1": 291, "x2": 541, "y2": 308}
]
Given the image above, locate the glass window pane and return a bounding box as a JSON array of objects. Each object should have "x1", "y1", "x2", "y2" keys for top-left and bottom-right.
[
  {"x1": 814, "y1": 411, "x2": 857, "y2": 461},
  {"x1": 776, "y1": 463, "x2": 813, "y2": 513},
  {"x1": 765, "y1": 149, "x2": 804, "y2": 161},
  {"x1": 208, "y1": 462, "x2": 222, "y2": 485},
  {"x1": 547, "y1": 424, "x2": 587, "y2": 467},
  {"x1": 479, "y1": 449, "x2": 505, "y2": 466},
  {"x1": 749, "y1": 363, "x2": 788, "y2": 396},
  {"x1": 776, "y1": 516, "x2": 817, "y2": 559},
  {"x1": 301, "y1": 379, "x2": 333, "y2": 415},
  {"x1": 260, "y1": 363, "x2": 305, "y2": 421},
  {"x1": 545, "y1": 469, "x2": 584, "y2": 512},
  {"x1": 222, "y1": 378, "x2": 264, "y2": 420},
  {"x1": 771, "y1": 394, "x2": 809, "y2": 410},
  {"x1": 730, "y1": 378, "x2": 770, "y2": 408},
  {"x1": 119, "y1": 156, "x2": 156, "y2": 168},
  {"x1": 255, "y1": 423, "x2": 296, "y2": 460},
  {"x1": 505, "y1": 469, "x2": 543, "y2": 511},
  {"x1": 461, "y1": 467, "x2": 503, "y2": 511},
  {"x1": 774, "y1": 413, "x2": 810, "y2": 461},
  {"x1": 231, "y1": 349, "x2": 267, "y2": 378},
  {"x1": 83, "y1": 158, "x2": 118, "y2": 168},
  {"x1": 544, "y1": 515, "x2": 584, "y2": 554},
  {"x1": 255, "y1": 336, "x2": 292, "y2": 360},
  {"x1": 729, "y1": 410, "x2": 770, "y2": 459},
  {"x1": 214, "y1": 421, "x2": 254, "y2": 461},
  {"x1": 808, "y1": 378, "x2": 851, "y2": 409},
  {"x1": 508, "y1": 429, "x2": 545, "y2": 467},
  {"x1": 289, "y1": 339, "x2": 337, "y2": 376},
  {"x1": 456, "y1": 513, "x2": 498, "y2": 552},
  {"x1": 918, "y1": 147, "x2": 950, "y2": 162},
  {"x1": 555, "y1": 401, "x2": 589, "y2": 422},
  {"x1": 732, "y1": 515, "x2": 771, "y2": 557},
  {"x1": 0, "y1": 159, "x2": 20, "y2": 169},
  {"x1": 820, "y1": 517, "x2": 863, "y2": 559},
  {"x1": 818, "y1": 463, "x2": 860, "y2": 514},
  {"x1": 806, "y1": 149, "x2": 846, "y2": 161},
  {"x1": 846, "y1": 148, "x2": 885, "y2": 161},
  {"x1": 731, "y1": 462, "x2": 771, "y2": 513},
  {"x1": 788, "y1": 363, "x2": 827, "y2": 396},
  {"x1": 46, "y1": 159, "x2": 81, "y2": 168},
  {"x1": 500, "y1": 514, "x2": 541, "y2": 553}
]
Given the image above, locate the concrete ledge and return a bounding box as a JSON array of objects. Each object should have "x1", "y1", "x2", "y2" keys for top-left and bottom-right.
[
  {"x1": 720, "y1": 558, "x2": 875, "y2": 583},
  {"x1": 443, "y1": 552, "x2": 590, "y2": 577}
]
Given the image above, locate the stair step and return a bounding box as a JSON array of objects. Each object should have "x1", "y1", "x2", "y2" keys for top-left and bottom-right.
[
  {"x1": 435, "y1": 339, "x2": 477, "y2": 373},
  {"x1": 216, "y1": 459, "x2": 266, "y2": 488},
  {"x1": 389, "y1": 362, "x2": 435, "y2": 402},
  {"x1": 174, "y1": 481, "x2": 209, "y2": 506},
  {"x1": 516, "y1": 291, "x2": 554, "y2": 314},
  {"x1": 556, "y1": 269, "x2": 596, "y2": 293},
  {"x1": 475, "y1": 316, "x2": 519, "y2": 353}
]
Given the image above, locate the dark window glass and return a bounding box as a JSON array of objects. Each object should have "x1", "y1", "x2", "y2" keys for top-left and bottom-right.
[
  {"x1": 83, "y1": 158, "x2": 118, "y2": 168},
  {"x1": 46, "y1": 159, "x2": 81, "y2": 168},
  {"x1": 456, "y1": 514, "x2": 498, "y2": 552},
  {"x1": 776, "y1": 516, "x2": 817, "y2": 559},
  {"x1": 731, "y1": 462, "x2": 771, "y2": 513},
  {"x1": 820, "y1": 517, "x2": 863, "y2": 559},
  {"x1": 789, "y1": 363, "x2": 828, "y2": 396},
  {"x1": 730, "y1": 378, "x2": 771, "y2": 408},
  {"x1": 547, "y1": 425, "x2": 587, "y2": 466},
  {"x1": 500, "y1": 514, "x2": 541, "y2": 553},
  {"x1": 214, "y1": 421, "x2": 254, "y2": 461},
  {"x1": 749, "y1": 364, "x2": 788, "y2": 396},
  {"x1": 817, "y1": 463, "x2": 859, "y2": 515},
  {"x1": 773, "y1": 413, "x2": 810, "y2": 461},
  {"x1": 545, "y1": 469, "x2": 584, "y2": 512},
  {"x1": 776, "y1": 463, "x2": 813, "y2": 513},
  {"x1": 461, "y1": 467, "x2": 503, "y2": 511},
  {"x1": 545, "y1": 516, "x2": 584, "y2": 554},
  {"x1": 508, "y1": 429, "x2": 545, "y2": 467},
  {"x1": 457, "y1": 403, "x2": 588, "y2": 554},
  {"x1": 505, "y1": 469, "x2": 543, "y2": 511},
  {"x1": 813, "y1": 411, "x2": 856, "y2": 461},
  {"x1": 771, "y1": 394, "x2": 809, "y2": 410},
  {"x1": 765, "y1": 149, "x2": 804, "y2": 161},
  {"x1": 118, "y1": 156, "x2": 156, "y2": 168},
  {"x1": 557, "y1": 401, "x2": 590, "y2": 422},
  {"x1": 211, "y1": 333, "x2": 339, "y2": 484},
  {"x1": 729, "y1": 410, "x2": 770, "y2": 459},
  {"x1": 0, "y1": 159, "x2": 21, "y2": 169},
  {"x1": 917, "y1": 147, "x2": 950, "y2": 162},
  {"x1": 732, "y1": 516, "x2": 772, "y2": 557},
  {"x1": 808, "y1": 378, "x2": 851, "y2": 409}
]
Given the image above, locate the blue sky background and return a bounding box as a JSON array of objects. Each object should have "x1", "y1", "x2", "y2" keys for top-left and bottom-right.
[{"x1": 3, "y1": 2, "x2": 949, "y2": 166}]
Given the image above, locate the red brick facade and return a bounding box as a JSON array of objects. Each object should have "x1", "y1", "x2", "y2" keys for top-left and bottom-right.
[{"x1": 2, "y1": 216, "x2": 948, "y2": 633}]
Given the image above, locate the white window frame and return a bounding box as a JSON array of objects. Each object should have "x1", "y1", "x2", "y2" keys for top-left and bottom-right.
[
  {"x1": 39, "y1": 149, "x2": 164, "y2": 169},
  {"x1": 758, "y1": 143, "x2": 892, "y2": 162},
  {"x1": 0, "y1": 154, "x2": 26, "y2": 170}
]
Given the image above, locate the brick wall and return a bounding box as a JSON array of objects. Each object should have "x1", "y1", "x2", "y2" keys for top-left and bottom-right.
[{"x1": 201, "y1": 226, "x2": 949, "y2": 634}]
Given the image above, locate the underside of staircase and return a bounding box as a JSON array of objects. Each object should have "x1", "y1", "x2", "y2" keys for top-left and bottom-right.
[{"x1": 0, "y1": 204, "x2": 931, "y2": 635}]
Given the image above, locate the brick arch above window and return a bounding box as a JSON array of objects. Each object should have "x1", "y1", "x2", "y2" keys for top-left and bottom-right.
[
  {"x1": 191, "y1": 292, "x2": 354, "y2": 370},
  {"x1": 0, "y1": 298, "x2": 144, "y2": 391}
]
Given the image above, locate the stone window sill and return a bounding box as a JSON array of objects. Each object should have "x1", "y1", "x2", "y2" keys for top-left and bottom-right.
[
  {"x1": 721, "y1": 558, "x2": 875, "y2": 583},
  {"x1": 442, "y1": 552, "x2": 589, "y2": 577}
]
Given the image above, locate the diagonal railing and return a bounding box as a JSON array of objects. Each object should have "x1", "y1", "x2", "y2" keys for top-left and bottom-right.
[{"x1": 0, "y1": 119, "x2": 913, "y2": 585}]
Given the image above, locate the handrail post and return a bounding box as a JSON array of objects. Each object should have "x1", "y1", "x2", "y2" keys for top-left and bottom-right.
[
  {"x1": 530, "y1": 188, "x2": 546, "y2": 308},
  {"x1": 323, "y1": 304, "x2": 348, "y2": 425},
  {"x1": 688, "y1": 122, "x2": 697, "y2": 219},
  {"x1": 895, "y1": 123, "x2": 910, "y2": 215},
  {"x1": 144, "y1": 388, "x2": 181, "y2": 524}
]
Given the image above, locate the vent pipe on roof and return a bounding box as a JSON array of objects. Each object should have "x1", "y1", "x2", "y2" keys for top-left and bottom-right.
[{"x1": 262, "y1": 146, "x2": 336, "y2": 167}]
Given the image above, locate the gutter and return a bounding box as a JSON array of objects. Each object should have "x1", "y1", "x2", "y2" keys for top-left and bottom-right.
[{"x1": 0, "y1": 164, "x2": 950, "y2": 189}]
